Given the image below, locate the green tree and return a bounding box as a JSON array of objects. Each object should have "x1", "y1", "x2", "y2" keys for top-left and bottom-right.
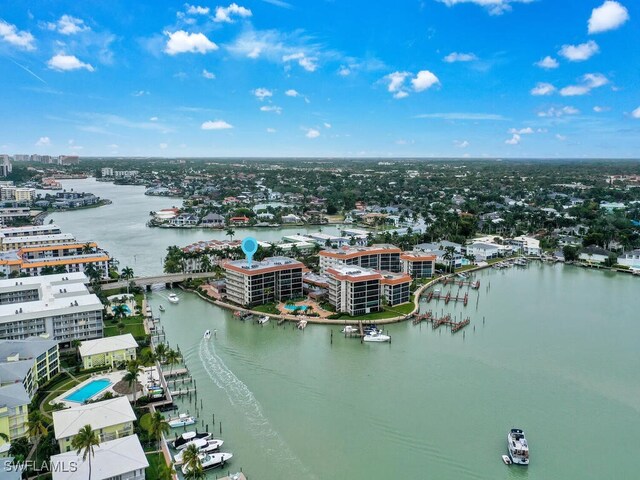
[
  {"x1": 71, "y1": 425, "x2": 100, "y2": 480},
  {"x1": 225, "y1": 228, "x2": 236, "y2": 241},
  {"x1": 181, "y1": 443, "x2": 204, "y2": 479},
  {"x1": 27, "y1": 410, "x2": 48, "y2": 454},
  {"x1": 200, "y1": 256, "x2": 212, "y2": 272},
  {"x1": 165, "y1": 348, "x2": 180, "y2": 376},
  {"x1": 562, "y1": 245, "x2": 579, "y2": 262},
  {"x1": 140, "y1": 411, "x2": 170, "y2": 451},
  {"x1": 123, "y1": 359, "x2": 143, "y2": 403},
  {"x1": 120, "y1": 266, "x2": 134, "y2": 280},
  {"x1": 154, "y1": 343, "x2": 167, "y2": 363}
]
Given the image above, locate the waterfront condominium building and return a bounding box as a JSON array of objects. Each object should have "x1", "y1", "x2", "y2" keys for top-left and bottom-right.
[
  {"x1": 0, "y1": 242, "x2": 111, "y2": 279},
  {"x1": 380, "y1": 271, "x2": 412, "y2": 306},
  {"x1": 0, "y1": 232, "x2": 76, "y2": 252},
  {"x1": 0, "y1": 273, "x2": 103, "y2": 342},
  {"x1": 223, "y1": 256, "x2": 305, "y2": 307},
  {"x1": 0, "y1": 224, "x2": 62, "y2": 241},
  {"x1": 400, "y1": 252, "x2": 436, "y2": 278},
  {"x1": 0, "y1": 383, "x2": 29, "y2": 453},
  {"x1": 0, "y1": 337, "x2": 59, "y2": 398},
  {"x1": 318, "y1": 244, "x2": 402, "y2": 274},
  {"x1": 326, "y1": 266, "x2": 383, "y2": 316}
]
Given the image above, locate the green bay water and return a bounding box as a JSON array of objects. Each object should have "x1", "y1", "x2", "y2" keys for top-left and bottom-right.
[
  {"x1": 149, "y1": 263, "x2": 639, "y2": 480},
  {"x1": 47, "y1": 180, "x2": 640, "y2": 478}
]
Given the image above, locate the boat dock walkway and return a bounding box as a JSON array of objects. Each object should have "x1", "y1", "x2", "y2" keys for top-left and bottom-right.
[
  {"x1": 413, "y1": 311, "x2": 471, "y2": 333},
  {"x1": 216, "y1": 473, "x2": 247, "y2": 480},
  {"x1": 441, "y1": 277, "x2": 480, "y2": 289},
  {"x1": 426, "y1": 290, "x2": 469, "y2": 306},
  {"x1": 164, "y1": 368, "x2": 189, "y2": 377}
]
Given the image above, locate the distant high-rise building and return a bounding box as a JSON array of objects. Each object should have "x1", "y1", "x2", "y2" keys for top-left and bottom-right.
[
  {"x1": 101, "y1": 167, "x2": 114, "y2": 177},
  {"x1": 58, "y1": 155, "x2": 79, "y2": 166},
  {"x1": 0, "y1": 156, "x2": 12, "y2": 177}
]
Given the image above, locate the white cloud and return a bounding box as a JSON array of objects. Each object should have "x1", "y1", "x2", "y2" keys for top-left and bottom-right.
[
  {"x1": 555, "y1": 134, "x2": 567, "y2": 141},
  {"x1": 260, "y1": 105, "x2": 282, "y2": 114},
  {"x1": 414, "y1": 112, "x2": 505, "y2": 120},
  {"x1": 150, "y1": 116, "x2": 159, "y2": 121},
  {"x1": 253, "y1": 87, "x2": 273, "y2": 100},
  {"x1": 0, "y1": 20, "x2": 36, "y2": 50},
  {"x1": 282, "y1": 52, "x2": 317, "y2": 72},
  {"x1": 538, "y1": 106, "x2": 580, "y2": 117},
  {"x1": 337, "y1": 65, "x2": 351, "y2": 76},
  {"x1": 214, "y1": 3, "x2": 252, "y2": 23},
  {"x1": 443, "y1": 52, "x2": 477, "y2": 63},
  {"x1": 531, "y1": 82, "x2": 556, "y2": 96},
  {"x1": 436, "y1": 0, "x2": 535, "y2": 15},
  {"x1": 36, "y1": 136, "x2": 51, "y2": 146},
  {"x1": 394, "y1": 91, "x2": 409, "y2": 99},
  {"x1": 47, "y1": 54, "x2": 95, "y2": 72},
  {"x1": 201, "y1": 120, "x2": 233, "y2": 130},
  {"x1": 305, "y1": 128, "x2": 320, "y2": 139},
  {"x1": 560, "y1": 73, "x2": 609, "y2": 96},
  {"x1": 411, "y1": 70, "x2": 440, "y2": 92},
  {"x1": 631, "y1": 107, "x2": 640, "y2": 119},
  {"x1": 588, "y1": 1, "x2": 629, "y2": 34},
  {"x1": 535, "y1": 56, "x2": 559, "y2": 69},
  {"x1": 46, "y1": 15, "x2": 89, "y2": 35},
  {"x1": 164, "y1": 30, "x2": 218, "y2": 55},
  {"x1": 505, "y1": 134, "x2": 521, "y2": 145},
  {"x1": 593, "y1": 106, "x2": 610, "y2": 112},
  {"x1": 559, "y1": 40, "x2": 599, "y2": 62},
  {"x1": 454, "y1": 140, "x2": 470, "y2": 148},
  {"x1": 107, "y1": 143, "x2": 119, "y2": 149},
  {"x1": 132, "y1": 90, "x2": 150, "y2": 97},
  {"x1": 202, "y1": 69, "x2": 215, "y2": 79},
  {"x1": 185, "y1": 4, "x2": 210, "y2": 15},
  {"x1": 509, "y1": 127, "x2": 534, "y2": 134},
  {"x1": 385, "y1": 71, "x2": 410, "y2": 95},
  {"x1": 159, "y1": 143, "x2": 168, "y2": 149},
  {"x1": 266, "y1": 127, "x2": 277, "y2": 133},
  {"x1": 323, "y1": 122, "x2": 332, "y2": 129},
  {"x1": 285, "y1": 89, "x2": 300, "y2": 97}
]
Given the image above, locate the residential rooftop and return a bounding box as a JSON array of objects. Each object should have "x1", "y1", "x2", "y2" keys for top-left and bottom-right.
[
  {"x1": 320, "y1": 244, "x2": 402, "y2": 259},
  {"x1": 78, "y1": 334, "x2": 138, "y2": 358},
  {"x1": 223, "y1": 256, "x2": 305, "y2": 275},
  {"x1": 53, "y1": 396, "x2": 136, "y2": 440}
]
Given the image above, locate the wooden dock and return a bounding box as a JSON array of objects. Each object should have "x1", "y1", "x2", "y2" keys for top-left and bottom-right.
[
  {"x1": 414, "y1": 312, "x2": 471, "y2": 333},
  {"x1": 164, "y1": 368, "x2": 189, "y2": 377},
  {"x1": 442, "y1": 277, "x2": 480, "y2": 289},
  {"x1": 426, "y1": 290, "x2": 469, "y2": 306},
  {"x1": 216, "y1": 473, "x2": 246, "y2": 480}
]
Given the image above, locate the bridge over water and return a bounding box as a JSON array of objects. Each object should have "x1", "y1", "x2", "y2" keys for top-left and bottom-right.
[{"x1": 101, "y1": 272, "x2": 213, "y2": 290}]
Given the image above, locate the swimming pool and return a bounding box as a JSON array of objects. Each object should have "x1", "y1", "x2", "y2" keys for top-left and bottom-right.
[
  {"x1": 284, "y1": 305, "x2": 308, "y2": 312},
  {"x1": 64, "y1": 379, "x2": 112, "y2": 403},
  {"x1": 111, "y1": 305, "x2": 132, "y2": 314}
]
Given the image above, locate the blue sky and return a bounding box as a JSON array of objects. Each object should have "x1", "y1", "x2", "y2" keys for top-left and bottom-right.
[{"x1": 1, "y1": 0, "x2": 639, "y2": 158}]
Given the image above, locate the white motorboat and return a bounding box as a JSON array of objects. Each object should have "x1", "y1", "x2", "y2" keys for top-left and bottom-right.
[
  {"x1": 204, "y1": 330, "x2": 211, "y2": 340},
  {"x1": 341, "y1": 325, "x2": 358, "y2": 334},
  {"x1": 507, "y1": 428, "x2": 530, "y2": 465},
  {"x1": 173, "y1": 438, "x2": 224, "y2": 465},
  {"x1": 158, "y1": 305, "x2": 165, "y2": 312},
  {"x1": 297, "y1": 319, "x2": 307, "y2": 330},
  {"x1": 501, "y1": 454, "x2": 512, "y2": 465},
  {"x1": 363, "y1": 330, "x2": 390, "y2": 342},
  {"x1": 173, "y1": 431, "x2": 211, "y2": 450},
  {"x1": 168, "y1": 293, "x2": 179, "y2": 304},
  {"x1": 168, "y1": 413, "x2": 196, "y2": 428},
  {"x1": 181, "y1": 452, "x2": 233, "y2": 474},
  {"x1": 258, "y1": 315, "x2": 269, "y2": 325}
]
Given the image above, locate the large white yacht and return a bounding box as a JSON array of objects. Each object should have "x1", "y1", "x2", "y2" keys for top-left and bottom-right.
[{"x1": 507, "y1": 428, "x2": 530, "y2": 465}]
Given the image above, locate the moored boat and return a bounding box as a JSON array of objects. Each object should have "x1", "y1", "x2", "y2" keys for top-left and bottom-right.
[
  {"x1": 158, "y1": 304, "x2": 165, "y2": 312},
  {"x1": 173, "y1": 438, "x2": 224, "y2": 465},
  {"x1": 297, "y1": 319, "x2": 307, "y2": 330},
  {"x1": 502, "y1": 454, "x2": 512, "y2": 465},
  {"x1": 363, "y1": 330, "x2": 390, "y2": 343},
  {"x1": 507, "y1": 428, "x2": 530, "y2": 465},
  {"x1": 168, "y1": 413, "x2": 196, "y2": 428},
  {"x1": 173, "y1": 431, "x2": 211, "y2": 450},
  {"x1": 258, "y1": 315, "x2": 270, "y2": 325},
  {"x1": 168, "y1": 293, "x2": 179, "y2": 304},
  {"x1": 341, "y1": 325, "x2": 358, "y2": 334},
  {"x1": 181, "y1": 452, "x2": 233, "y2": 474}
]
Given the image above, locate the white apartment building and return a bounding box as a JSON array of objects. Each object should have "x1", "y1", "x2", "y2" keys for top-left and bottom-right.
[
  {"x1": 510, "y1": 236, "x2": 542, "y2": 256},
  {"x1": 0, "y1": 224, "x2": 62, "y2": 239},
  {"x1": 223, "y1": 256, "x2": 305, "y2": 306},
  {"x1": 0, "y1": 337, "x2": 59, "y2": 398},
  {"x1": 465, "y1": 242, "x2": 500, "y2": 261},
  {"x1": 0, "y1": 207, "x2": 30, "y2": 224},
  {"x1": 0, "y1": 273, "x2": 103, "y2": 342},
  {"x1": 0, "y1": 233, "x2": 76, "y2": 251},
  {"x1": 319, "y1": 244, "x2": 402, "y2": 274},
  {"x1": 101, "y1": 167, "x2": 114, "y2": 177},
  {"x1": 114, "y1": 170, "x2": 139, "y2": 179},
  {"x1": 400, "y1": 252, "x2": 436, "y2": 278},
  {"x1": 326, "y1": 266, "x2": 383, "y2": 316},
  {"x1": 14, "y1": 188, "x2": 35, "y2": 202}
]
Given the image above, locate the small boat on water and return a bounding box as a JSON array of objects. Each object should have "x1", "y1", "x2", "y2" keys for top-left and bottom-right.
[
  {"x1": 173, "y1": 431, "x2": 211, "y2": 450},
  {"x1": 168, "y1": 293, "x2": 179, "y2": 304},
  {"x1": 258, "y1": 315, "x2": 270, "y2": 325},
  {"x1": 363, "y1": 330, "x2": 391, "y2": 343},
  {"x1": 204, "y1": 330, "x2": 211, "y2": 340},
  {"x1": 168, "y1": 413, "x2": 196, "y2": 428},
  {"x1": 507, "y1": 428, "x2": 530, "y2": 465},
  {"x1": 297, "y1": 319, "x2": 307, "y2": 330},
  {"x1": 341, "y1": 325, "x2": 358, "y2": 334},
  {"x1": 158, "y1": 305, "x2": 165, "y2": 312},
  {"x1": 181, "y1": 452, "x2": 233, "y2": 474},
  {"x1": 502, "y1": 455, "x2": 512, "y2": 465},
  {"x1": 173, "y1": 438, "x2": 224, "y2": 465}
]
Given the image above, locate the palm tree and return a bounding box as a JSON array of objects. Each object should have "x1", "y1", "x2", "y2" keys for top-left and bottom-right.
[
  {"x1": 154, "y1": 343, "x2": 167, "y2": 364},
  {"x1": 165, "y1": 348, "x2": 180, "y2": 376},
  {"x1": 124, "y1": 359, "x2": 143, "y2": 403},
  {"x1": 140, "y1": 411, "x2": 170, "y2": 451},
  {"x1": 225, "y1": 228, "x2": 236, "y2": 242},
  {"x1": 27, "y1": 410, "x2": 48, "y2": 454},
  {"x1": 443, "y1": 246, "x2": 457, "y2": 274},
  {"x1": 71, "y1": 425, "x2": 100, "y2": 480},
  {"x1": 82, "y1": 243, "x2": 94, "y2": 254},
  {"x1": 181, "y1": 443, "x2": 204, "y2": 479},
  {"x1": 200, "y1": 255, "x2": 212, "y2": 272},
  {"x1": 157, "y1": 460, "x2": 176, "y2": 480},
  {"x1": 120, "y1": 266, "x2": 134, "y2": 280},
  {"x1": 112, "y1": 304, "x2": 128, "y2": 320}
]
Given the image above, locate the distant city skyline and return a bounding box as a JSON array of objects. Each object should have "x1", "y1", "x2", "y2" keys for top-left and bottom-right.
[{"x1": 1, "y1": 0, "x2": 639, "y2": 158}]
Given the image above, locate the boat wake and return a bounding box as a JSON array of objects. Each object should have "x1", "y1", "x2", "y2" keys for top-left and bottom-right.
[{"x1": 198, "y1": 339, "x2": 315, "y2": 479}]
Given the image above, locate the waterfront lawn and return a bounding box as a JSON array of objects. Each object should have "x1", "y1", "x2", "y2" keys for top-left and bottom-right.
[
  {"x1": 253, "y1": 303, "x2": 280, "y2": 315},
  {"x1": 104, "y1": 315, "x2": 146, "y2": 339},
  {"x1": 145, "y1": 452, "x2": 170, "y2": 480},
  {"x1": 335, "y1": 301, "x2": 415, "y2": 321}
]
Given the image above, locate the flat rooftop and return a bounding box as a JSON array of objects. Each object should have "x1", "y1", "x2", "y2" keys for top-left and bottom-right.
[
  {"x1": 320, "y1": 244, "x2": 402, "y2": 259},
  {"x1": 326, "y1": 265, "x2": 382, "y2": 282},
  {"x1": 224, "y1": 256, "x2": 305, "y2": 275}
]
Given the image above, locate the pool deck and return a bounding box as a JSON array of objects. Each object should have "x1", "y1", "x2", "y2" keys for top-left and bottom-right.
[{"x1": 52, "y1": 371, "x2": 126, "y2": 408}]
